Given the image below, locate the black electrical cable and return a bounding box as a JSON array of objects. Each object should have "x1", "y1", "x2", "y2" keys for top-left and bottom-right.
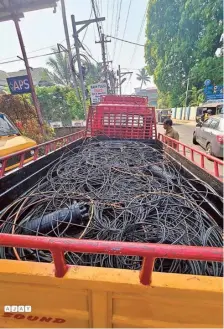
[{"x1": 0, "y1": 139, "x2": 222, "y2": 276}]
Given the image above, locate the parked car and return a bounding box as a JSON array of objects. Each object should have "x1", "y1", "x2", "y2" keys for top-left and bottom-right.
[
  {"x1": 0, "y1": 113, "x2": 36, "y2": 172},
  {"x1": 193, "y1": 114, "x2": 224, "y2": 158}
]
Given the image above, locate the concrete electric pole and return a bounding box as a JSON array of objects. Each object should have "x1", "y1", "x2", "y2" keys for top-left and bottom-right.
[
  {"x1": 60, "y1": 0, "x2": 79, "y2": 97},
  {"x1": 71, "y1": 15, "x2": 105, "y2": 118},
  {"x1": 117, "y1": 66, "x2": 133, "y2": 95},
  {"x1": 95, "y1": 34, "x2": 111, "y2": 91}
]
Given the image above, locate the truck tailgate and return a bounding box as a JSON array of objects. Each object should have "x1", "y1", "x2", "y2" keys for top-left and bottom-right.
[{"x1": 0, "y1": 259, "x2": 222, "y2": 328}]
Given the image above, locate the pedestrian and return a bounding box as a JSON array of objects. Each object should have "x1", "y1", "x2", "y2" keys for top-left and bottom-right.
[
  {"x1": 163, "y1": 118, "x2": 179, "y2": 149},
  {"x1": 163, "y1": 118, "x2": 179, "y2": 140}
]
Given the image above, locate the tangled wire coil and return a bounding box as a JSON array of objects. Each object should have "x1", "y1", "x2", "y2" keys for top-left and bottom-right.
[{"x1": 0, "y1": 139, "x2": 223, "y2": 276}]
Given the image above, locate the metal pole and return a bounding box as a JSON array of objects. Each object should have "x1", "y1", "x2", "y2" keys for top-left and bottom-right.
[
  {"x1": 13, "y1": 18, "x2": 44, "y2": 134},
  {"x1": 60, "y1": 0, "x2": 79, "y2": 96},
  {"x1": 101, "y1": 34, "x2": 108, "y2": 90},
  {"x1": 71, "y1": 15, "x2": 86, "y2": 118},
  {"x1": 184, "y1": 77, "x2": 190, "y2": 120},
  {"x1": 118, "y1": 65, "x2": 121, "y2": 95}
]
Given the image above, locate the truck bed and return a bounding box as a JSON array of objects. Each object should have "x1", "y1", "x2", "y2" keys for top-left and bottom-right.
[
  {"x1": 0, "y1": 137, "x2": 222, "y2": 273},
  {"x1": 0, "y1": 136, "x2": 223, "y2": 328}
]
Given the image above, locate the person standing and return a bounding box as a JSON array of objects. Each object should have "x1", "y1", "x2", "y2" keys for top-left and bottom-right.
[{"x1": 163, "y1": 119, "x2": 179, "y2": 141}]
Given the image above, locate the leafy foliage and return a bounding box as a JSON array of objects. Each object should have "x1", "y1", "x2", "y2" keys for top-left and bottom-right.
[
  {"x1": 36, "y1": 86, "x2": 84, "y2": 123},
  {"x1": 0, "y1": 95, "x2": 54, "y2": 143},
  {"x1": 145, "y1": 0, "x2": 223, "y2": 107},
  {"x1": 47, "y1": 50, "x2": 71, "y2": 86},
  {"x1": 47, "y1": 49, "x2": 103, "y2": 87}
]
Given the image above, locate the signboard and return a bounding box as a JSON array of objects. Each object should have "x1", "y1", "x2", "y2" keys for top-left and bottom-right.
[
  {"x1": 7, "y1": 75, "x2": 31, "y2": 95},
  {"x1": 203, "y1": 80, "x2": 223, "y2": 101},
  {"x1": 204, "y1": 79, "x2": 211, "y2": 87},
  {"x1": 90, "y1": 82, "x2": 107, "y2": 104}
]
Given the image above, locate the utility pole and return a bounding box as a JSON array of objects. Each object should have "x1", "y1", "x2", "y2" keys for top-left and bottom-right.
[
  {"x1": 96, "y1": 34, "x2": 111, "y2": 91},
  {"x1": 13, "y1": 18, "x2": 44, "y2": 134},
  {"x1": 118, "y1": 65, "x2": 121, "y2": 95},
  {"x1": 60, "y1": 0, "x2": 79, "y2": 97},
  {"x1": 71, "y1": 15, "x2": 87, "y2": 118},
  {"x1": 184, "y1": 77, "x2": 190, "y2": 120},
  {"x1": 117, "y1": 65, "x2": 133, "y2": 95},
  {"x1": 71, "y1": 15, "x2": 105, "y2": 118}
]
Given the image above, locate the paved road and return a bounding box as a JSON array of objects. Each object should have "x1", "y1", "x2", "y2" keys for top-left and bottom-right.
[{"x1": 157, "y1": 123, "x2": 223, "y2": 178}]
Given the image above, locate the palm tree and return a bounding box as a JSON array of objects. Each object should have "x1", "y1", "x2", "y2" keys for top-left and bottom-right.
[
  {"x1": 47, "y1": 49, "x2": 103, "y2": 87},
  {"x1": 47, "y1": 49, "x2": 71, "y2": 86},
  {"x1": 136, "y1": 68, "x2": 151, "y2": 89}
]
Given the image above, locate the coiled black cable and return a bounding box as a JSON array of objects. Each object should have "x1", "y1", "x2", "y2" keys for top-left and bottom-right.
[{"x1": 0, "y1": 139, "x2": 222, "y2": 276}]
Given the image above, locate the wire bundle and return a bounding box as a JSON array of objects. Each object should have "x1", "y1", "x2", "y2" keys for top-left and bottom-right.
[{"x1": 0, "y1": 139, "x2": 223, "y2": 276}]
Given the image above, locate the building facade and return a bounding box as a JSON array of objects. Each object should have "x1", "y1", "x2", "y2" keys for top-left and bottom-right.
[{"x1": 134, "y1": 87, "x2": 158, "y2": 107}]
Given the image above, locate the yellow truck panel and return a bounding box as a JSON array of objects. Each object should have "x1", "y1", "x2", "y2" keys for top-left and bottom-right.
[{"x1": 0, "y1": 260, "x2": 222, "y2": 328}]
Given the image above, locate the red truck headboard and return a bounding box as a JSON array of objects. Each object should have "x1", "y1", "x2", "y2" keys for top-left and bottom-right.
[
  {"x1": 100, "y1": 95, "x2": 148, "y2": 105},
  {"x1": 87, "y1": 97, "x2": 157, "y2": 139}
]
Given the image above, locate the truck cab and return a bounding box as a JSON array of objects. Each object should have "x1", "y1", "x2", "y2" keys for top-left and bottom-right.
[{"x1": 0, "y1": 113, "x2": 36, "y2": 172}]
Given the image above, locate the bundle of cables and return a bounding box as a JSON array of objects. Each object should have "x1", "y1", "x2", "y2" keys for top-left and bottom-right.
[{"x1": 0, "y1": 139, "x2": 223, "y2": 276}]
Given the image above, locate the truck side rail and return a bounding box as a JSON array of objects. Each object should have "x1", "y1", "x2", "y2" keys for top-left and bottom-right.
[
  {"x1": 158, "y1": 133, "x2": 224, "y2": 181},
  {"x1": 0, "y1": 234, "x2": 222, "y2": 285},
  {"x1": 0, "y1": 130, "x2": 85, "y2": 178}
]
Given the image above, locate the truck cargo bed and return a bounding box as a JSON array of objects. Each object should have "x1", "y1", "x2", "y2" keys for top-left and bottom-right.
[{"x1": 0, "y1": 137, "x2": 222, "y2": 277}]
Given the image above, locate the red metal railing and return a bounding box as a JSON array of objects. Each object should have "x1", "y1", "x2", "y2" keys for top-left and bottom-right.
[
  {"x1": 0, "y1": 234, "x2": 222, "y2": 285},
  {"x1": 158, "y1": 133, "x2": 224, "y2": 181},
  {"x1": 0, "y1": 130, "x2": 85, "y2": 178}
]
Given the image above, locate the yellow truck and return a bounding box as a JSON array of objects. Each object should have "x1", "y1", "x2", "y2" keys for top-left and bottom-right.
[
  {"x1": 0, "y1": 113, "x2": 36, "y2": 172},
  {"x1": 0, "y1": 96, "x2": 223, "y2": 328}
]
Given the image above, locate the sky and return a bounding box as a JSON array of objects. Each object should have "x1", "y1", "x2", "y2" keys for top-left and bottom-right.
[{"x1": 0, "y1": 0, "x2": 155, "y2": 94}]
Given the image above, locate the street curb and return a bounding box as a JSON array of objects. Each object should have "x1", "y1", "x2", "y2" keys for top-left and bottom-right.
[{"x1": 173, "y1": 119, "x2": 196, "y2": 125}]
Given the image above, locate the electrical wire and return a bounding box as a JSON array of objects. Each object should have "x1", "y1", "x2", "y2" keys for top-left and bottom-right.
[
  {"x1": 107, "y1": 35, "x2": 144, "y2": 47},
  {"x1": 0, "y1": 139, "x2": 222, "y2": 276},
  {"x1": 130, "y1": 5, "x2": 147, "y2": 65},
  {"x1": 112, "y1": 0, "x2": 122, "y2": 62},
  {"x1": 91, "y1": 0, "x2": 102, "y2": 40},
  {"x1": 110, "y1": 0, "x2": 116, "y2": 36},
  {"x1": 116, "y1": 0, "x2": 132, "y2": 62},
  {"x1": 82, "y1": 6, "x2": 93, "y2": 43},
  {"x1": 0, "y1": 48, "x2": 75, "y2": 65},
  {"x1": 106, "y1": 0, "x2": 110, "y2": 34}
]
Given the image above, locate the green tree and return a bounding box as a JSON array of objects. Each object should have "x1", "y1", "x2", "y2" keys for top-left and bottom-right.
[
  {"x1": 187, "y1": 87, "x2": 204, "y2": 106},
  {"x1": 47, "y1": 50, "x2": 71, "y2": 86},
  {"x1": 136, "y1": 68, "x2": 151, "y2": 89},
  {"x1": 47, "y1": 49, "x2": 103, "y2": 87},
  {"x1": 145, "y1": 0, "x2": 223, "y2": 107},
  {"x1": 36, "y1": 86, "x2": 84, "y2": 123}
]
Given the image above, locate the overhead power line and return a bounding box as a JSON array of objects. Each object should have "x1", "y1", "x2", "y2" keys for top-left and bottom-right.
[
  {"x1": 117, "y1": 0, "x2": 132, "y2": 62},
  {"x1": 107, "y1": 35, "x2": 144, "y2": 47},
  {"x1": 82, "y1": 6, "x2": 93, "y2": 43},
  {"x1": 91, "y1": 0, "x2": 102, "y2": 40},
  {"x1": 0, "y1": 50, "x2": 66, "y2": 65},
  {"x1": 110, "y1": 0, "x2": 116, "y2": 36},
  {"x1": 112, "y1": 0, "x2": 122, "y2": 61},
  {"x1": 130, "y1": 6, "x2": 147, "y2": 65}
]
